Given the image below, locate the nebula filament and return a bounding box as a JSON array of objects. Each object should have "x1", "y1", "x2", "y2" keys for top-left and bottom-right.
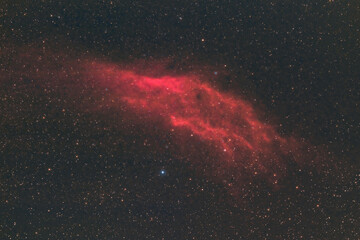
[{"x1": 85, "y1": 61, "x2": 310, "y2": 191}]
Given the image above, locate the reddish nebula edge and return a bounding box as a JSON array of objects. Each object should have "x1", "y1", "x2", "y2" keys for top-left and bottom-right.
[{"x1": 84, "y1": 60, "x2": 321, "y2": 194}]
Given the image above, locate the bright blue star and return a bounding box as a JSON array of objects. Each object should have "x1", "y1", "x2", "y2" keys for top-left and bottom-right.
[{"x1": 160, "y1": 169, "x2": 166, "y2": 176}]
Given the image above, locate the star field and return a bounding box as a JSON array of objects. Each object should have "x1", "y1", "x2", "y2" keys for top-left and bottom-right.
[{"x1": 0, "y1": 0, "x2": 359, "y2": 239}]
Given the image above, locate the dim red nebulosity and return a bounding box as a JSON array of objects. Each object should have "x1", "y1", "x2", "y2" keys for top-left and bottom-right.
[
  {"x1": 84, "y1": 61, "x2": 316, "y2": 194},
  {"x1": 1, "y1": 48, "x2": 322, "y2": 196}
]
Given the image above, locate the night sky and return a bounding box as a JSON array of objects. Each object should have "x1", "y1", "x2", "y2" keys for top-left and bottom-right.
[{"x1": 1, "y1": 1, "x2": 359, "y2": 239}]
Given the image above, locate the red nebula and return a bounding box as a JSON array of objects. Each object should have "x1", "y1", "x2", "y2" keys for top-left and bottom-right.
[
  {"x1": 0, "y1": 47, "x2": 329, "y2": 199},
  {"x1": 85, "y1": 61, "x2": 311, "y2": 191}
]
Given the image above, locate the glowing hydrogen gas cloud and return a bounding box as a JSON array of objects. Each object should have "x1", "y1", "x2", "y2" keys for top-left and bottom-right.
[
  {"x1": 0, "y1": 48, "x2": 324, "y2": 196},
  {"x1": 85, "y1": 61, "x2": 316, "y2": 192}
]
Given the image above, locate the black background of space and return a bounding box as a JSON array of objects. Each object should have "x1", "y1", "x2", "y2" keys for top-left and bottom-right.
[{"x1": 0, "y1": 0, "x2": 359, "y2": 239}]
